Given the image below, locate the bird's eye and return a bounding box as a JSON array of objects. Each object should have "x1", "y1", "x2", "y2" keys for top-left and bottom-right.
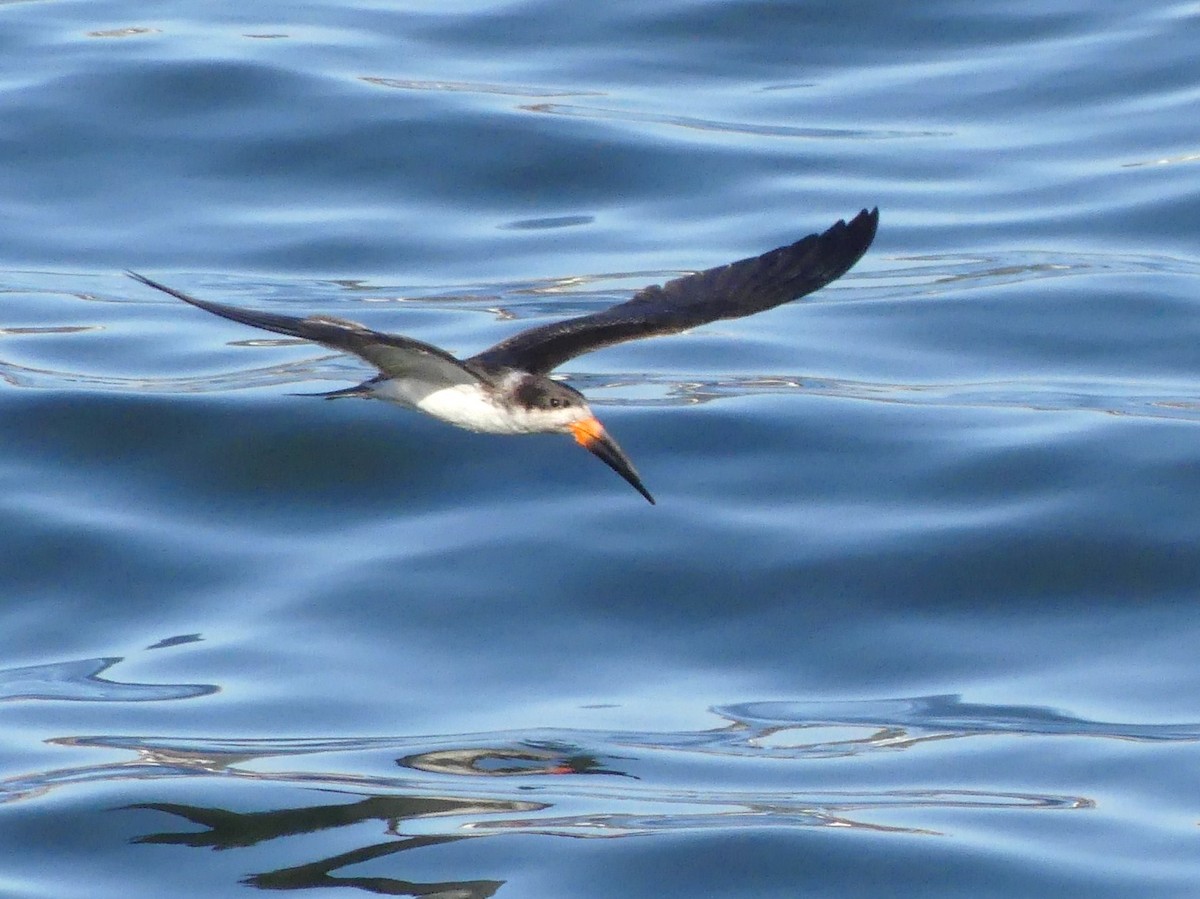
[{"x1": 549, "y1": 398, "x2": 561, "y2": 408}]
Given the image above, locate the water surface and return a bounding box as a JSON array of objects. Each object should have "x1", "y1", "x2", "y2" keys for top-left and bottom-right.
[{"x1": 2, "y1": 1, "x2": 1199, "y2": 896}]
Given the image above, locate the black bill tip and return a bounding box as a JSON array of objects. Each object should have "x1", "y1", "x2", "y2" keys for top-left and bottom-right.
[{"x1": 570, "y1": 418, "x2": 655, "y2": 505}]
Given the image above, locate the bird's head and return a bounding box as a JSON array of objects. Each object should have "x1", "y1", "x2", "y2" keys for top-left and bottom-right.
[{"x1": 512, "y1": 376, "x2": 654, "y2": 504}]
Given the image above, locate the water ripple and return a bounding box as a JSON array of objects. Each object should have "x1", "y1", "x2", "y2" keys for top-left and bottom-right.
[
  {"x1": 0, "y1": 656, "x2": 216, "y2": 703},
  {"x1": 360, "y1": 76, "x2": 602, "y2": 99},
  {"x1": 6, "y1": 694, "x2": 1185, "y2": 819},
  {"x1": 519, "y1": 103, "x2": 948, "y2": 140},
  {"x1": 1, "y1": 692, "x2": 1171, "y2": 890}
]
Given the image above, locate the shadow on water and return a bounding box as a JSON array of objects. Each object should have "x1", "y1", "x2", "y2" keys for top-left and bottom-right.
[
  {"x1": 131, "y1": 795, "x2": 511, "y2": 896},
  {"x1": 3, "y1": 663, "x2": 1195, "y2": 893}
]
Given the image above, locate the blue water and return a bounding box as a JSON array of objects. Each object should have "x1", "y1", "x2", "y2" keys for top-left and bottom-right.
[{"x1": 3, "y1": 1, "x2": 1200, "y2": 896}]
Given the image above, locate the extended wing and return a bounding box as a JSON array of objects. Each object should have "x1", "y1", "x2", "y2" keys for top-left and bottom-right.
[
  {"x1": 127, "y1": 272, "x2": 484, "y2": 389},
  {"x1": 469, "y1": 208, "x2": 878, "y2": 375}
]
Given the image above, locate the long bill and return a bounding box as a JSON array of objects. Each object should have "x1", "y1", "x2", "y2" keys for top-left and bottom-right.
[{"x1": 569, "y1": 418, "x2": 655, "y2": 505}]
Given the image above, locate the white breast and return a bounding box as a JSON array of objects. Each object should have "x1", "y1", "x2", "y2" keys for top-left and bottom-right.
[{"x1": 368, "y1": 378, "x2": 537, "y2": 435}]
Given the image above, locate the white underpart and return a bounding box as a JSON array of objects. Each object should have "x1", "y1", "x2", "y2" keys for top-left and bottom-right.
[{"x1": 367, "y1": 374, "x2": 589, "y2": 436}]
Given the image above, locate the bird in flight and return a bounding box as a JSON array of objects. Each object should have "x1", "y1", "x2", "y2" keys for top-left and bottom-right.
[{"x1": 129, "y1": 207, "x2": 877, "y2": 504}]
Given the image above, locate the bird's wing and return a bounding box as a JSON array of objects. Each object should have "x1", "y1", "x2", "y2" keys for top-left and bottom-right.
[
  {"x1": 469, "y1": 207, "x2": 878, "y2": 375},
  {"x1": 127, "y1": 272, "x2": 485, "y2": 388}
]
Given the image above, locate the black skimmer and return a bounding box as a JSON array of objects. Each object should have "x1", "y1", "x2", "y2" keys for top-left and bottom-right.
[{"x1": 128, "y1": 207, "x2": 877, "y2": 504}]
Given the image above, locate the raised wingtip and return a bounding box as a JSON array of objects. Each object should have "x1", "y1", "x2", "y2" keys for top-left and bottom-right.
[
  {"x1": 852, "y1": 206, "x2": 880, "y2": 230},
  {"x1": 836, "y1": 207, "x2": 880, "y2": 253}
]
